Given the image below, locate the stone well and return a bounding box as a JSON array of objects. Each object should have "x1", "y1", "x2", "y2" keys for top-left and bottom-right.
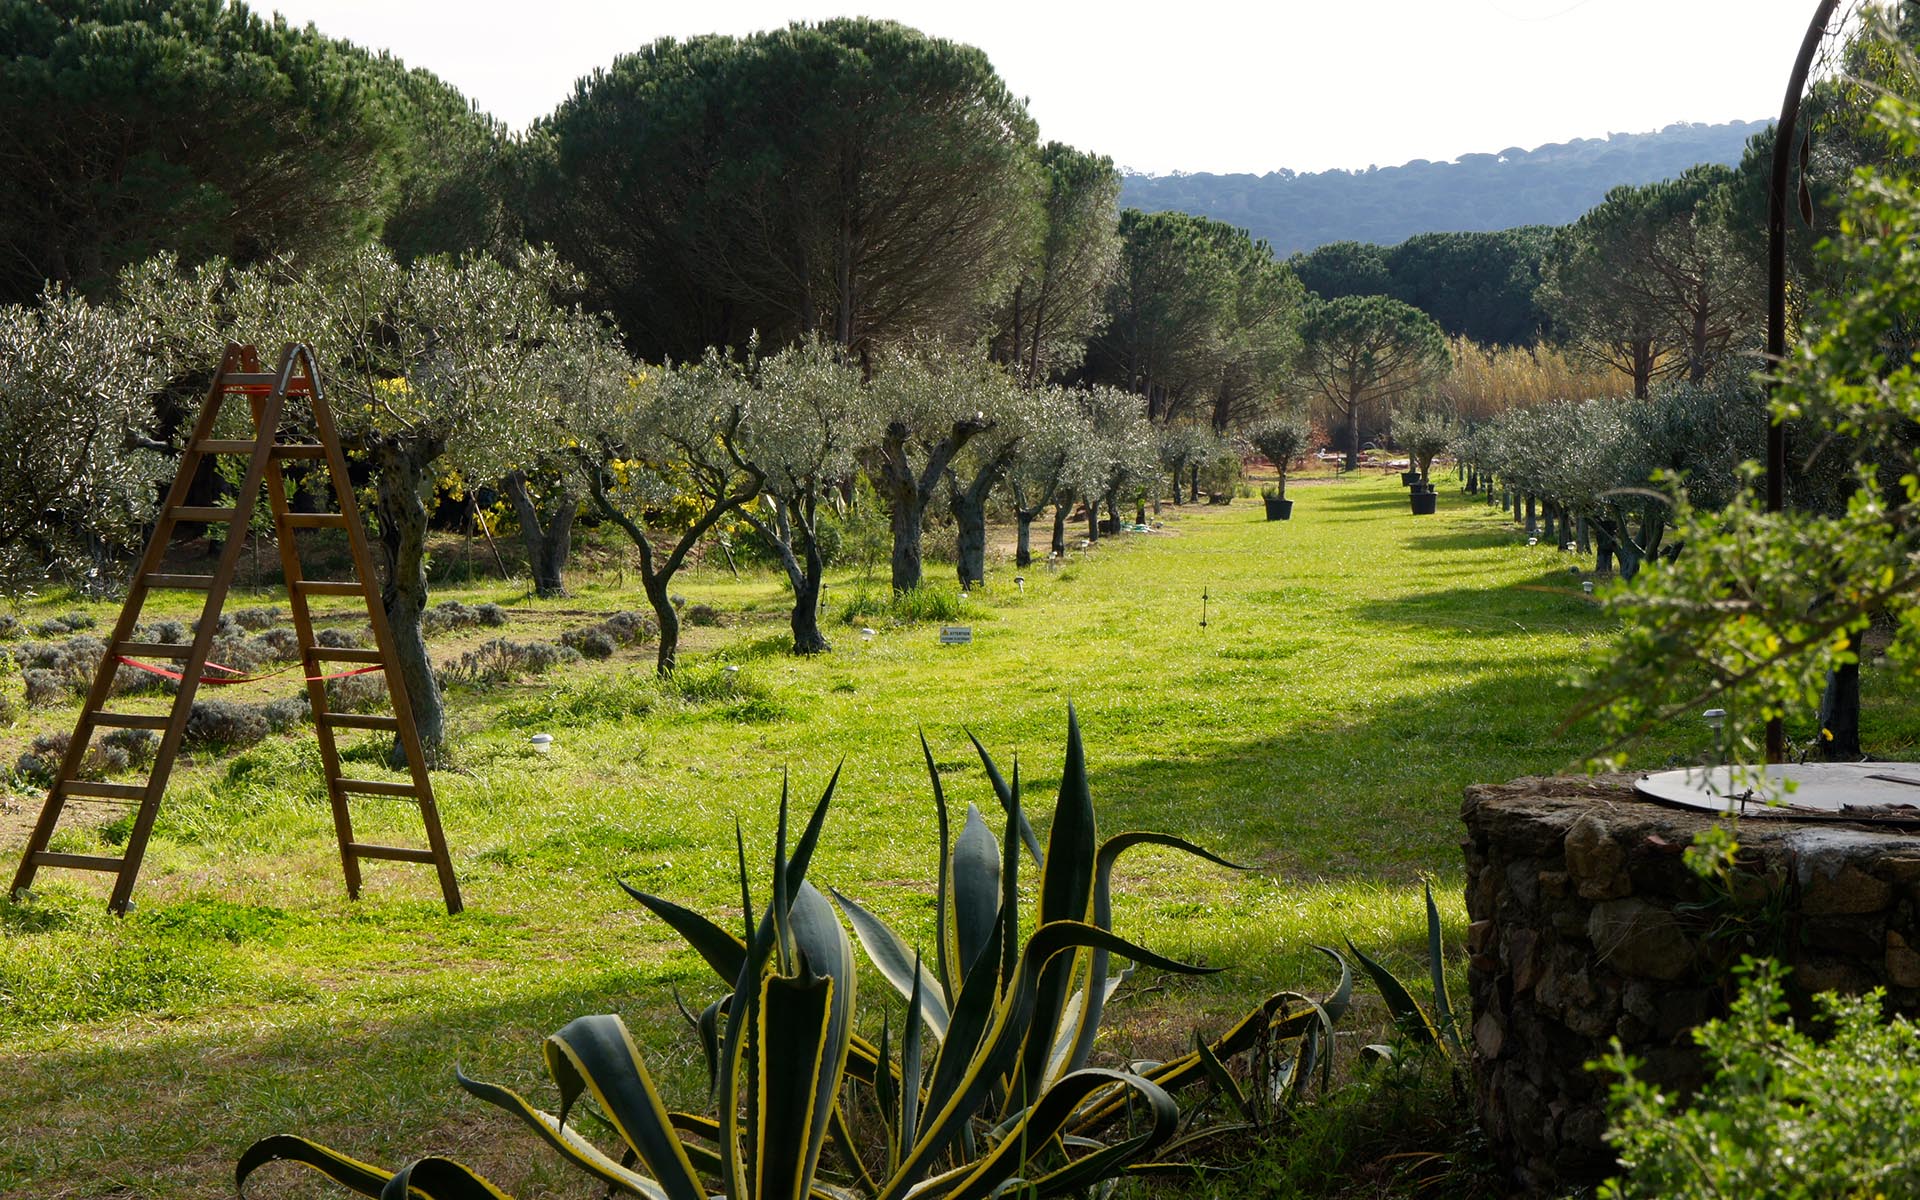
[{"x1": 1461, "y1": 774, "x2": 1920, "y2": 1196}]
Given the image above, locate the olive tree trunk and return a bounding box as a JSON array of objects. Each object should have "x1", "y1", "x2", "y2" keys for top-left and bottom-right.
[
  {"x1": 879, "y1": 417, "x2": 987, "y2": 594},
  {"x1": 369, "y1": 434, "x2": 448, "y2": 767},
  {"x1": 743, "y1": 495, "x2": 831, "y2": 655},
  {"x1": 502, "y1": 470, "x2": 576, "y2": 598}
]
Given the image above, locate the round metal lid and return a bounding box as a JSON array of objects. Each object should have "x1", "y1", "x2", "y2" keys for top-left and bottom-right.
[{"x1": 1635, "y1": 762, "x2": 1920, "y2": 821}]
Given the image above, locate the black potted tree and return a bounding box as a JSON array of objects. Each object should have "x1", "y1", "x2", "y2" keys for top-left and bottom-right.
[
  {"x1": 1251, "y1": 413, "x2": 1310, "y2": 520},
  {"x1": 1397, "y1": 407, "x2": 1455, "y2": 516}
]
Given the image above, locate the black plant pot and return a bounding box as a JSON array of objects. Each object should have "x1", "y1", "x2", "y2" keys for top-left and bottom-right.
[
  {"x1": 1411, "y1": 491, "x2": 1438, "y2": 515},
  {"x1": 1417, "y1": 481, "x2": 1437, "y2": 494},
  {"x1": 1263, "y1": 496, "x2": 1294, "y2": 521},
  {"x1": 1401, "y1": 471, "x2": 1421, "y2": 486}
]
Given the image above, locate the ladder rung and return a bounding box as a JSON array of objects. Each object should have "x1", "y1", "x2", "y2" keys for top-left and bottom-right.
[
  {"x1": 169, "y1": 505, "x2": 239, "y2": 523},
  {"x1": 320, "y1": 713, "x2": 399, "y2": 730},
  {"x1": 311, "y1": 647, "x2": 383, "y2": 663},
  {"x1": 346, "y1": 843, "x2": 435, "y2": 864},
  {"x1": 143, "y1": 573, "x2": 216, "y2": 590},
  {"x1": 272, "y1": 444, "x2": 328, "y2": 459},
  {"x1": 196, "y1": 439, "x2": 262, "y2": 454},
  {"x1": 89, "y1": 711, "x2": 171, "y2": 730},
  {"x1": 336, "y1": 779, "x2": 419, "y2": 798},
  {"x1": 284, "y1": 513, "x2": 349, "y2": 529},
  {"x1": 118, "y1": 641, "x2": 192, "y2": 659},
  {"x1": 61, "y1": 781, "x2": 149, "y2": 801},
  {"x1": 220, "y1": 372, "x2": 310, "y2": 393},
  {"x1": 32, "y1": 851, "x2": 126, "y2": 873},
  {"x1": 293, "y1": 581, "x2": 366, "y2": 596}
]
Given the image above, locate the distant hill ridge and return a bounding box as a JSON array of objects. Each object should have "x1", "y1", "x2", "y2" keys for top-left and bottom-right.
[{"x1": 1119, "y1": 120, "x2": 1770, "y2": 255}]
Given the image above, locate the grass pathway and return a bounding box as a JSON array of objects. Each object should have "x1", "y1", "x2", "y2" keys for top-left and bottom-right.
[{"x1": 1, "y1": 474, "x2": 1686, "y2": 1197}]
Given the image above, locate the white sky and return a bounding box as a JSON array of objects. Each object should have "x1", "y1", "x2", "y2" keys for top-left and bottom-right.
[{"x1": 264, "y1": 0, "x2": 1844, "y2": 175}]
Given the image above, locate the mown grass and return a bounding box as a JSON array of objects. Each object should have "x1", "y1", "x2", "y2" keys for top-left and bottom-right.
[{"x1": 2, "y1": 472, "x2": 1911, "y2": 1198}]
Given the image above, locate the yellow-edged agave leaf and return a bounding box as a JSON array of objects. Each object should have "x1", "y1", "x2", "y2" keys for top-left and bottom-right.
[
  {"x1": 919, "y1": 732, "x2": 958, "y2": 1008},
  {"x1": 948, "y1": 803, "x2": 1000, "y2": 983},
  {"x1": 964, "y1": 729, "x2": 1042, "y2": 866},
  {"x1": 1191, "y1": 1029, "x2": 1250, "y2": 1121},
  {"x1": 620, "y1": 882, "x2": 748, "y2": 986},
  {"x1": 752, "y1": 969, "x2": 839, "y2": 1200},
  {"x1": 1345, "y1": 939, "x2": 1446, "y2": 1053},
  {"x1": 830, "y1": 887, "x2": 951, "y2": 1041},
  {"x1": 540, "y1": 1015, "x2": 710, "y2": 1199},
  {"x1": 1424, "y1": 882, "x2": 1464, "y2": 1055},
  {"x1": 456, "y1": 1072, "x2": 676, "y2": 1200},
  {"x1": 237, "y1": 1134, "x2": 395, "y2": 1198},
  {"x1": 376, "y1": 1157, "x2": 516, "y2": 1200},
  {"x1": 881, "y1": 921, "x2": 1213, "y2": 1200},
  {"x1": 916, "y1": 1068, "x2": 1178, "y2": 1200}
]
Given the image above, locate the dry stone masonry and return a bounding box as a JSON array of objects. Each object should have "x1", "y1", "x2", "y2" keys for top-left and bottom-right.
[{"x1": 1461, "y1": 775, "x2": 1920, "y2": 1195}]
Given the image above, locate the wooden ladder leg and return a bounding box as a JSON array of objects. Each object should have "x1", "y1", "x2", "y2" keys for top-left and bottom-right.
[
  {"x1": 293, "y1": 344, "x2": 462, "y2": 914},
  {"x1": 257, "y1": 398, "x2": 363, "y2": 901},
  {"x1": 105, "y1": 353, "x2": 290, "y2": 914}
]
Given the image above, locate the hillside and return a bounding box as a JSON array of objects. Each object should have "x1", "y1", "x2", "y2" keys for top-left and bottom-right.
[{"x1": 1119, "y1": 120, "x2": 1770, "y2": 255}]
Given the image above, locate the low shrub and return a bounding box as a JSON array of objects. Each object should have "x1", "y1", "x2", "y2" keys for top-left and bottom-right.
[
  {"x1": 560, "y1": 627, "x2": 616, "y2": 660},
  {"x1": 0, "y1": 614, "x2": 23, "y2": 640},
  {"x1": 420, "y1": 599, "x2": 509, "y2": 635},
  {"x1": 184, "y1": 700, "x2": 271, "y2": 751},
  {"x1": 685, "y1": 603, "x2": 723, "y2": 627},
  {"x1": 143, "y1": 619, "x2": 188, "y2": 645},
  {"x1": 259, "y1": 627, "x2": 302, "y2": 661},
  {"x1": 438, "y1": 639, "x2": 580, "y2": 686},
  {"x1": 21, "y1": 668, "x2": 63, "y2": 708},
  {"x1": 315, "y1": 626, "x2": 366, "y2": 649},
  {"x1": 324, "y1": 672, "x2": 391, "y2": 715},
  {"x1": 261, "y1": 695, "x2": 311, "y2": 733},
  {"x1": 835, "y1": 582, "x2": 974, "y2": 626},
  {"x1": 15, "y1": 637, "x2": 104, "y2": 694},
  {"x1": 0, "y1": 656, "x2": 22, "y2": 726},
  {"x1": 12, "y1": 727, "x2": 153, "y2": 786},
  {"x1": 230, "y1": 606, "x2": 286, "y2": 631}
]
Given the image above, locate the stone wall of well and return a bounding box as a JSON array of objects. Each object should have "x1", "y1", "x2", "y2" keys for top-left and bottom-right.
[{"x1": 1461, "y1": 775, "x2": 1920, "y2": 1195}]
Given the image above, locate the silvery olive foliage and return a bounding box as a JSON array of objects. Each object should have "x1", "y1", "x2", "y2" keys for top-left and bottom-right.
[{"x1": 0, "y1": 289, "x2": 172, "y2": 599}]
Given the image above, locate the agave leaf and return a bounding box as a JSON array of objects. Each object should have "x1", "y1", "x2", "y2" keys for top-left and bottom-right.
[
  {"x1": 830, "y1": 887, "x2": 952, "y2": 1042},
  {"x1": 949, "y1": 804, "x2": 1001, "y2": 982},
  {"x1": 927, "y1": 1068, "x2": 1179, "y2": 1200},
  {"x1": 750, "y1": 969, "x2": 840, "y2": 1200},
  {"x1": 619, "y1": 883, "x2": 748, "y2": 987},
  {"x1": 537, "y1": 1015, "x2": 709, "y2": 1200},
  {"x1": 1425, "y1": 882, "x2": 1463, "y2": 1055},
  {"x1": 1361, "y1": 1043, "x2": 1396, "y2": 1064},
  {"x1": 919, "y1": 918, "x2": 1005, "y2": 1133},
  {"x1": 921, "y1": 732, "x2": 955, "y2": 1006},
  {"x1": 1191, "y1": 1029, "x2": 1249, "y2": 1121},
  {"x1": 1017, "y1": 708, "x2": 1100, "y2": 1103},
  {"x1": 377, "y1": 1157, "x2": 515, "y2": 1200},
  {"x1": 1312, "y1": 944, "x2": 1355, "y2": 1024},
  {"x1": 1068, "y1": 830, "x2": 1244, "y2": 1075},
  {"x1": 1044, "y1": 972, "x2": 1125, "y2": 1087},
  {"x1": 1346, "y1": 939, "x2": 1446, "y2": 1053},
  {"x1": 884, "y1": 921, "x2": 1214, "y2": 1200},
  {"x1": 966, "y1": 729, "x2": 1041, "y2": 866},
  {"x1": 456, "y1": 1071, "x2": 677, "y2": 1199},
  {"x1": 901, "y1": 959, "x2": 926, "y2": 1167},
  {"x1": 238, "y1": 1134, "x2": 395, "y2": 1198}
]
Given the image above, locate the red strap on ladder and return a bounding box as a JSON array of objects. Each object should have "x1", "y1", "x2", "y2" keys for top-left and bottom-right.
[{"x1": 115, "y1": 656, "x2": 385, "y2": 686}]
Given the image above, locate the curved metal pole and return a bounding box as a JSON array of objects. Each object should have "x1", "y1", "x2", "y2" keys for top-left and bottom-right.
[{"x1": 1765, "y1": 0, "x2": 1841, "y2": 763}]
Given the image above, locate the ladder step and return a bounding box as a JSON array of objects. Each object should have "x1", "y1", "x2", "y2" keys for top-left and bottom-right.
[
  {"x1": 143, "y1": 573, "x2": 216, "y2": 590},
  {"x1": 336, "y1": 779, "x2": 419, "y2": 798},
  {"x1": 220, "y1": 371, "x2": 311, "y2": 393},
  {"x1": 61, "y1": 781, "x2": 149, "y2": 801},
  {"x1": 32, "y1": 851, "x2": 126, "y2": 873},
  {"x1": 89, "y1": 711, "x2": 172, "y2": 730},
  {"x1": 169, "y1": 505, "x2": 239, "y2": 523},
  {"x1": 284, "y1": 513, "x2": 349, "y2": 529},
  {"x1": 118, "y1": 641, "x2": 193, "y2": 659},
  {"x1": 293, "y1": 581, "x2": 366, "y2": 597},
  {"x1": 310, "y1": 647, "x2": 383, "y2": 663},
  {"x1": 346, "y1": 843, "x2": 436, "y2": 864},
  {"x1": 320, "y1": 713, "x2": 400, "y2": 730}
]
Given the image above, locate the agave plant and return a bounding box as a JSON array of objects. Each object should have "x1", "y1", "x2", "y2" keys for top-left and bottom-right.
[
  {"x1": 238, "y1": 709, "x2": 1352, "y2": 1199},
  {"x1": 1346, "y1": 881, "x2": 1464, "y2": 1062}
]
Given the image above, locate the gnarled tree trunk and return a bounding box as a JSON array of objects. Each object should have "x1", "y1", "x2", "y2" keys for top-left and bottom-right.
[
  {"x1": 502, "y1": 470, "x2": 576, "y2": 598},
  {"x1": 369, "y1": 433, "x2": 448, "y2": 767}
]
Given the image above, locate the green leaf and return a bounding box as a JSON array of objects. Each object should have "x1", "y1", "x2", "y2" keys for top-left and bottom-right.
[
  {"x1": 1191, "y1": 1029, "x2": 1249, "y2": 1121},
  {"x1": 539, "y1": 1015, "x2": 711, "y2": 1200},
  {"x1": 377, "y1": 1158, "x2": 515, "y2": 1200},
  {"x1": 751, "y1": 970, "x2": 838, "y2": 1200},
  {"x1": 1425, "y1": 881, "x2": 1463, "y2": 1055},
  {"x1": 619, "y1": 883, "x2": 748, "y2": 986},
  {"x1": 930, "y1": 1068, "x2": 1179, "y2": 1200},
  {"x1": 900, "y1": 956, "x2": 926, "y2": 1165},
  {"x1": 456, "y1": 1071, "x2": 675, "y2": 1200},
  {"x1": 831, "y1": 887, "x2": 952, "y2": 1042},
  {"x1": 238, "y1": 1135, "x2": 394, "y2": 1198},
  {"x1": 966, "y1": 729, "x2": 1041, "y2": 866},
  {"x1": 1018, "y1": 706, "x2": 1100, "y2": 1101},
  {"x1": 1346, "y1": 939, "x2": 1446, "y2": 1054},
  {"x1": 949, "y1": 803, "x2": 1001, "y2": 983},
  {"x1": 921, "y1": 731, "x2": 955, "y2": 1006}
]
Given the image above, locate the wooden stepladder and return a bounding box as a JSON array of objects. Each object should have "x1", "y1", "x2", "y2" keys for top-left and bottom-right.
[{"x1": 10, "y1": 343, "x2": 462, "y2": 914}]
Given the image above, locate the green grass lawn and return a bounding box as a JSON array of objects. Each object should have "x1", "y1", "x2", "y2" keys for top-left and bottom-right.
[{"x1": 1, "y1": 472, "x2": 1904, "y2": 1198}]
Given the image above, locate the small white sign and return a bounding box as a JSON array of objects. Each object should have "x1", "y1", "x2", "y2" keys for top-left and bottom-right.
[{"x1": 938, "y1": 626, "x2": 973, "y2": 645}]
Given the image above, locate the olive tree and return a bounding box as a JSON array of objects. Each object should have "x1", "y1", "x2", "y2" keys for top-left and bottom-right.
[
  {"x1": 564, "y1": 345, "x2": 764, "y2": 674},
  {"x1": 1006, "y1": 385, "x2": 1093, "y2": 565},
  {"x1": 1071, "y1": 386, "x2": 1156, "y2": 540},
  {"x1": 1249, "y1": 411, "x2": 1311, "y2": 500},
  {"x1": 733, "y1": 340, "x2": 876, "y2": 655},
  {"x1": 869, "y1": 346, "x2": 1001, "y2": 592},
  {"x1": 942, "y1": 368, "x2": 1029, "y2": 587},
  {"x1": 0, "y1": 290, "x2": 171, "y2": 600}
]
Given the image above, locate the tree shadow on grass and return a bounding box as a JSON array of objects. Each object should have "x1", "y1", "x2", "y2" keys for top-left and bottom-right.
[{"x1": 1347, "y1": 567, "x2": 1606, "y2": 640}]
